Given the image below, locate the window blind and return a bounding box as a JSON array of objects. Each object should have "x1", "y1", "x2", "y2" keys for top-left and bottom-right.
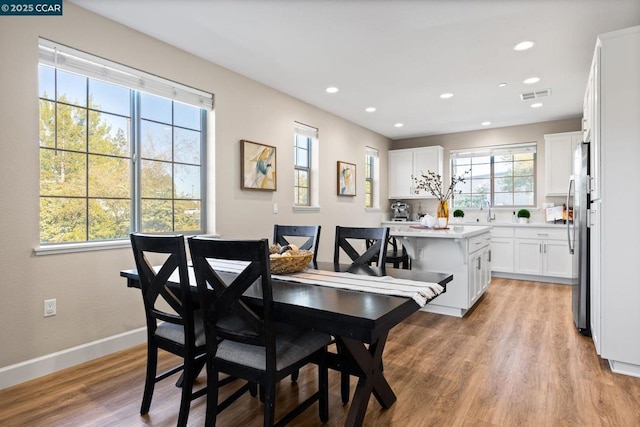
[
  {"x1": 450, "y1": 142, "x2": 536, "y2": 159},
  {"x1": 294, "y1": 122, "x2": 318, "y2": 139},
  {"x1": 38, "y1": 38, "x2": 214, "y2": 110}
]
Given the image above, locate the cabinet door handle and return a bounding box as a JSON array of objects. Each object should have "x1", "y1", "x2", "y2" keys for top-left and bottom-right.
[
  {"x1": 539, "y1": 243, "x2": 542, "y2": 253},
  {"x1": 477, "y1": 257, "x2": 481, "y2": 270},
  {"x1": 543, "y1": 243, "x2": 547, "y2": 254},
  {"x1": 488, "y1": 250, "x2": 492, "y2": 263}
]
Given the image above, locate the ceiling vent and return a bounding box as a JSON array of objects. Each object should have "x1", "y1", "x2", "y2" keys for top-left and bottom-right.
[{"x1": 520, "y1": 88, "x2": 551, "y2": 101}]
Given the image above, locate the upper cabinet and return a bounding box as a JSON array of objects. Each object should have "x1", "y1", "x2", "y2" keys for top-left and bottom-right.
[
  {"x1": 388, "y1": 146, "x2": 443, "y2": 199},
  {"x1": 544, "y1": 131, "x2": 582, "y2": 197}
]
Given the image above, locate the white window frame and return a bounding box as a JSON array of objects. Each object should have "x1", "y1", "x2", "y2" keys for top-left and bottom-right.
[
  {"x1": 365, "y1": 147, "x2": 380, "y2": 210},
  {"x1": 293, "y1": 122, "x2": 320, "y2": 211},
  {"x1": 36, "y1": 39, "x2": 212, "y2": 253},
  {"x1": 450, "y1": 142, "x2": 537, "y2": 209}
]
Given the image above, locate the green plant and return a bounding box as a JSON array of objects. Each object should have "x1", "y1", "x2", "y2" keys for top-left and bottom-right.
[
  {"x1": 453, "y1": 209, "x2": 465, "y2": 218},
  {"x1": 517, "y1": 209, "x2": 531, "y2": 219}
]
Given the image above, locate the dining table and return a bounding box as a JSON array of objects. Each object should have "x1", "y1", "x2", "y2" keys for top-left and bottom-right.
[{"x1": 120, "y1": 261, "x2": 452, "y2": 427}]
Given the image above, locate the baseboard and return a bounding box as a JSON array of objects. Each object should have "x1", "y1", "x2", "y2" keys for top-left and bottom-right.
[
  {"x1": 609, "y1": 359, "x2": 640, "y2": 378},
  {"x1": 420, "y1": 304, "x2": 465, "y2": 318},
  {"x1": 0, "y1": 327, "x2": 146, "y2": 390},
  {"x1": 491, "y1": 272, "x2": 572, "y2": 284}
]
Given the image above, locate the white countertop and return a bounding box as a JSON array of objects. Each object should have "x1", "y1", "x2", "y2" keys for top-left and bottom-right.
[
  {"x1": 387, "y1": 224, "x2": 492, "y2": 239},
  {"x1": 383, "y1": 220, "x2": 568, "y2": 229}
]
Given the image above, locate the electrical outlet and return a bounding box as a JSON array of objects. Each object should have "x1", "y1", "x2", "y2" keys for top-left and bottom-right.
[{"x1": 44, "y1": 299, "x2": 56, "y2": 317}]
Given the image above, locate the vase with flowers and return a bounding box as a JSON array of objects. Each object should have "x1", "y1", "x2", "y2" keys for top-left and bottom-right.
[{"x1": 412, "y1": 170, "x2": 469, "y2": 228}]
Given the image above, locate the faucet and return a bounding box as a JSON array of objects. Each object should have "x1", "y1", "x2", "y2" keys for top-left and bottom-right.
[{"x1": 480, "y1": 199, "x2": 496, "y2": 222}]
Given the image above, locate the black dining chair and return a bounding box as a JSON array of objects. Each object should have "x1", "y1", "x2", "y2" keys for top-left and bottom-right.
[
  {"x1": 380, "y1": 236, "x2": 411, "y2": 269},
  {"x1": 334, "y1": 226, "x2": 389, "y2": 266},
  {"x1": 188, "y1": 236, "x2": 331, "y2": 426},
  {"x1": 273, "y1": 224, "x2": 321, "y2": 263},
  {"x1": 129, "y1": 233, "x2": 207, "y2": 427}
]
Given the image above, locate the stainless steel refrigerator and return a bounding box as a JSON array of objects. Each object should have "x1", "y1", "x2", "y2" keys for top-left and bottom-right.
[{"x1": 567, "y1": 140, "x2": 590, "y2": 336}]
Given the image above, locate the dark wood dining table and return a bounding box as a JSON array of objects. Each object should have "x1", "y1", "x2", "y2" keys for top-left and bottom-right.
[{"x1": 121, "y1": 261, "x2": 452, "y2": 427}]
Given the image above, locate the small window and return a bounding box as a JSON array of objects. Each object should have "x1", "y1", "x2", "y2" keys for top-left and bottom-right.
[
  {"x1": 365, "y1": 147, "x2": 379, "y2": 208},
  {"x1": 294, "y1": 123, "x2": 318, "y2": 207},
  {"x1": 451, "y1": 143, "x2": 536, "y2": 208}
]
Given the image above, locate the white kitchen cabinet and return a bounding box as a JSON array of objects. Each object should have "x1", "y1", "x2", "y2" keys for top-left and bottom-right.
[
  {"x1": 490, "y1": 226, "x2": 514, "y2": 273},
  {"x1": 388, "y1": 146, "x2": 443, "y2": 199},
  {"x1": 544, "y1": 131, "x2": 582, "y2": 196},
  {"x1": 514, "y1": 227, "x2": 572, "y2": 278}
]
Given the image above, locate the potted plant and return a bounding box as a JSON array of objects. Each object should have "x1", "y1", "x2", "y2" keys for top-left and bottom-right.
[
  {"x1": 453, "y1": 209, "x2": 465, "y2": 223},
  {"x1": 517, "y1": 209, "x2": 531, "y2": 224}
]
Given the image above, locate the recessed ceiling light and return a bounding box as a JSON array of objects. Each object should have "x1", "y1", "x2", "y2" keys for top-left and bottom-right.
[
  {"x1": 365, "y1": 107, "x2": 376, "y2": 112},
  {"x1": 440, "y1": 93, "x2": 454, "y2": 99},
  {"x1": 531, "y1": 102, "x2": 543, "y2": 108},
  {"x1": 514, "y1": 40, "x2": 535, "y2": 51},
  {"x1": 394, "y1": 123, "x2": 404, "y2": 128},
  {"x1": 498, "y1": 82, "x2": 507, "y2": 88},
  {"x1": 481, "y1": 121, "x2": 492, "y2": 126},
  {"x1": 325, "y1": 86, "x2": 339, "y2": 94},
  {"x1": 523, "y1": 77, "x2": 540, "y2": 84}
]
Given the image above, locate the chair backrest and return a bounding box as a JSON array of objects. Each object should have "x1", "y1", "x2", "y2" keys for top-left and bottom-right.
[
  {"x1": 188, "y1": 237, "x2": 275, "y2": 357},
  {"x1": 333, "y1": 226, "x2": 389, "y2": 266},
  {"x1": 130, "y1": 233, "x2": 195, "y2": 341},
  {"x1": 273, "y1": 224, "x2": 321, "y2": 262}
]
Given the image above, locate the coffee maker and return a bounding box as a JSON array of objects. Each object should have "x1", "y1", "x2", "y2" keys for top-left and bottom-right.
[{"x1": 391, "y1": 201, "x2": 411, "y2": 221}]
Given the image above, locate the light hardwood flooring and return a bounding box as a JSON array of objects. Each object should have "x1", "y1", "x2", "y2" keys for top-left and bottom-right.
[{"x1": 2, "y1": 277, "x2": 640, "y2": 426}]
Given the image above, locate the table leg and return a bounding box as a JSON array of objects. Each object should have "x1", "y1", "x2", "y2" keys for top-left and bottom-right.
[{"x1": 337, "y1": 332, "x2": 396, "y2": 427}]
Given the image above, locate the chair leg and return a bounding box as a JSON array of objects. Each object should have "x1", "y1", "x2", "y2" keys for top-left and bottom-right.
[
  {"x1": 204, "y1": 360, "x2": 219, "y2": 427},
  {"x1": 341, "y1": 371, "x2": 350, "y2": 404},
  {"x1": 291, "y1": 369, "x2": 299, "y2": 382},
  {"x1": 318, "y1": 351, "x2": 329, "y2": 422},
  {"x1": 140, "y1": 344, "x2": 158, "y2": 414},
  {"x1": 263, "y1": 381, "x2": 276, "y2": 426},
  {"x1": 176, "y1": 356, "x2": 195, "y2": 427}
]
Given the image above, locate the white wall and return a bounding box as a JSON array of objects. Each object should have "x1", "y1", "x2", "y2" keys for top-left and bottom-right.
[{"x1": 0, "y1": 3, "x2": 390, "y2": 377}]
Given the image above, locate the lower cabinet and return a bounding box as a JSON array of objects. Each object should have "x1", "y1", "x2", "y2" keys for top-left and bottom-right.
[
  {"x1": 469, "y1": 244, "x2": 491, "y2": 306},
  {"x1": 490, "y1": 227, "x2": 514, "y2": 273},
  {"x1": 514, "y1": 228, "x2": 573, "y2": 278}
]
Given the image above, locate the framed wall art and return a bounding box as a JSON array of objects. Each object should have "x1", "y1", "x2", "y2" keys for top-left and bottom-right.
[
  {"x1": 241, "y1": 140, "x2": 277, "y2": 191},
  {"x1": 337, "y1": 161, "x2": 356, "y2": 196}
]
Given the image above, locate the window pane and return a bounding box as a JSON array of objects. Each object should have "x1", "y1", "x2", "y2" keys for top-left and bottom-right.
[
  {"x1": 296, "y1": 135, "x2": 310, "y2": 149},
  {"x1": 174, "y1": 164, "x2": 200, "y2": 199},
  {"x1": 471, "y1": 194, "x2": 488, "y2": 208},
  {"x1": 471, "y1": 156, "x2": 490, "y2": 165},
  {"x1": 471, "y1": 163, "x2": 490, "y2": 179},
  {"x1": 174, "y1": 128, "x2": 201, "y2": 164},
  {"x1": 174, "y1": 102, "x2": 201, "y2": 130},
  {"x1": 88, "y1": 199, "x2": 130, "y2": 240},
  {"x1": 39, "y1": 65, "x2": 55, "y2": 100},
  {"x1": 89, "y1": 112, "x2": 130, "y2": 156},
  {"x1": 494, "y1": 154, "x2": 513, "y2": 162},
  {"x1": 140, "y1": 92, "x2": 172, "y2": 124},
  {"x1": 175, "y1": 201, "x2": 201, "y2": 231},
  {"x1": 298, "y1": 188, "x2": 308, "y2": 205},
  {"x1": 57, "y1": 70, "x2": 87, "y2": 107},
  {"x1": 455, "y1": 157, "x2": 471, "y2": 166},
  {"x1": 295, "y1": 169, "x2": 308, "y2": 188},
  {"x1": 140, "y1": 120, "x2": 172, "y2": 160},
  {"x1": 515, "y1": 176, "x2": 534, "y2": 191},
  {"x1": 89, "y1": 79, "x2": 130, "y2": 116},
  {"x1": 40, "y1": 100, "x2": 56, "y2": 148},
  {"x1": 88, "y1": 155, "x2": 130, "y2": 198},
  {"x1": 141, "y1": 199, "x2": 173, "y2": 232},
  {"x1": 295, "y1": 147, "x2": 309, "y2": 168},
  {"x1": 495, "y1": 177, "x2": 514, "y2": 192},
  {"x1": 453, "y1": 194, "x2": 472, "y2": 208},
  {"x1": 515, "y1": 192, "x2": 534, "y2": 205},
  {"x1": 57, "y1": 104, "x2": 87, "y2": 152},
  {"x1": 40, "y1": 197, "x2": 86, "y2": 243},
  {"x1": 515, "y1": 152, "x2": 534, "y2": 161},
  {"x1": 494, "y1": 193, "x2": 514, "y2": 206},
  {"x1": 141, "y1": 160, "x2": 172, "y2": 198},
  {"x1": 455, "y1": 180, "x2": 471, "y2": 193},
  {"x1": 494, "y1": 161, "x2": 513, "y2": 177},
  {"x1": 514, "y1": 160, "x2": 534, "y2": 175},
  {"x1": 40, "y1": 149, "x2": 87, "y2": 197},
  {"x1": 472, "y1": 179, "x2": 490, "y2": 195}
]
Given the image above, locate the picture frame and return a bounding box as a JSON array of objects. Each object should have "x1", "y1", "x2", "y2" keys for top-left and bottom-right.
[
  {"x1": 337, "y1": 161, "x2": 356, "y2": 196},
  {"x1": 241, "y1": 140, "x2": 277, "y2": 191}
]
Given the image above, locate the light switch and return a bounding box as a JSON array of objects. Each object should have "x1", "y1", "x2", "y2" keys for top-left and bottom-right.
[{"x1": 273, "y1": 203, "x2": 278, "y2": 214}]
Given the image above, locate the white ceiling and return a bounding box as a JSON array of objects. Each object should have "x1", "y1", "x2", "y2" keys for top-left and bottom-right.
[{"x1": 69, "y1": 0, "x2": 640, "y2": 140}]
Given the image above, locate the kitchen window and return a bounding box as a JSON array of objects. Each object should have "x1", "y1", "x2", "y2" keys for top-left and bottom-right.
[
  {"x1": 293, "y1": 122, "x2": 318, "y2": 207},
  {"x1": 451, "y1": 142, "x2": 536, "y2": 208},
  {"x1": 37, "y1": 39, "x2": 212, "y2": 245}
]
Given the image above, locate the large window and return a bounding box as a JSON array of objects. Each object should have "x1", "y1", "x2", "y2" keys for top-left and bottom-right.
[
  {"x1": 451, "y1": 143, "x2": 536, "y2": 208},
  {"x1": 38, "y1": 40, "x2": 212, "y2": 244},
  {"x1": 294, "y1": 122, "x2": 318, "y2": 207}
]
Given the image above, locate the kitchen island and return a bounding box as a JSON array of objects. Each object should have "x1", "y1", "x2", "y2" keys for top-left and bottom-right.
[{"x1": 384, "y1": 222, "x2": 493, "y2": 317}]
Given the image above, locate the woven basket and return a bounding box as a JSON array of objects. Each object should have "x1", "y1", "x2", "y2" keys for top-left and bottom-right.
[{"x1": 269, "y1": 250, "x2": 313, "y2": 274}]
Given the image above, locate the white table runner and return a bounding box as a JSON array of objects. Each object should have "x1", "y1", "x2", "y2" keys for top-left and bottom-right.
[{"x1": 207, "y1": 260, "x2": 444, "y2": 307}]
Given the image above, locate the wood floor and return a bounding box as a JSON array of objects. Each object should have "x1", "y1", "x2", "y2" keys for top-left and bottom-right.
[{"x1": 3, "y1": 277, "x2": 640, "y2": 426}]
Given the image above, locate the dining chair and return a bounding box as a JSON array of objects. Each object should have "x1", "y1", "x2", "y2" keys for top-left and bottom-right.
[
  {"x1": 188, "y1": 236, "x2": 331, "y2": 426},
  {"x1": 129, "y1": 233, "x2": 207, "y2": 427},
  {"x1": 382, "y1": 236, "x2": 411, "y2": 269},
  {"x1": 333, "y1": 226, "x2": 390, "y2": 266},
  {"x1": 273, "y1": 224, "x2": 321, "y2": 263}
]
